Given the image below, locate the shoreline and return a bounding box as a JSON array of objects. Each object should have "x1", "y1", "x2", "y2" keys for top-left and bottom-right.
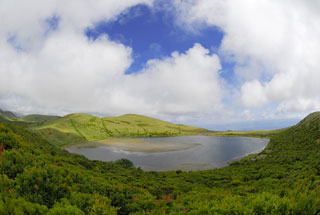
[
  {"x1": 139, "y1": 162, "x2": 230, "y2": 172},
  {"x1": 65, "y1": 136, "x2": 269, "y2": 171},
  {"x1": 66, "y1": 138, "x2": 201, "y2": 153}
]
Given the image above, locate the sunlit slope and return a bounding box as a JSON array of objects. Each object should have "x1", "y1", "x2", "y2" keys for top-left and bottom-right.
[
  {"x1": 32, "y1": 113, "x2": 209, "y2": 147},
  {"x1": 0, "y1": 109, "x2": 19, "y2": 122}
]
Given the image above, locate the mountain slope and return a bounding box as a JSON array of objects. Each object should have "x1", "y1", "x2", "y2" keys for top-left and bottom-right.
[
  {"x1": 210, "y1": 128, "x2": 287, "y2": 139},
  {"x1": 31, "y1": 113, "x2": 209, "y2": 147},
  {"x1": 22, "y1": 114, "x2": 61, "y2": 123},
  {"x1": 0, "y1": 109, "x2": 18, "y2": 121}
]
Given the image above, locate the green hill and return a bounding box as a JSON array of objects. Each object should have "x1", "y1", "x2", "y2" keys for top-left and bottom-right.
[
  {"x1": 0, "y1": 109, "x2": 18, "y2": 122},
  {"x1": 22, "y1": 114, "x2": 61, "y2": 123},
  {"x1": 30, "y1": 113, "x2": 209, "y2": 148},
  {"x1": 0, "y1": 112, "x2": 319, "y2": 214},
  {"x1": 210, "y1": 128, "x2": 287, "y2": 139}
]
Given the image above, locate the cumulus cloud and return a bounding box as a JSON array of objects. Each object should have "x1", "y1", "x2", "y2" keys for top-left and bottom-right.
[
  {"x1": 0, "y1": 39, "x2": 222, "y2": 117},
  {"x1": 2, "y1": 0, "x2": 319, "y2": 128},
  {"x1": 120, "y1": 43, "x2": 223, "y2": 116},
  {"x1": 174, "y1": 0, "x2": 320, "y2": 116},
  {"x1": 1, "y1": 35, "x2": 223, "y2": 118},
  {"x1": 240, "y1": 80, "x2": 267, "y2": 109},
  {"x1": 0, "y1": 0, "x2": 152, "y2": 49},
  {"x1": 0, "y1": 30, "x2": 132, "y2": 114},
  {"x1": 0, "y1": 0, "x2": 224, "y2": 122}
]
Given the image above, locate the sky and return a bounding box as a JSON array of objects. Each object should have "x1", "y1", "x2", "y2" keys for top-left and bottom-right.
[{"x1": 1, "y1": 0, "x2": 320, "y2": 130}]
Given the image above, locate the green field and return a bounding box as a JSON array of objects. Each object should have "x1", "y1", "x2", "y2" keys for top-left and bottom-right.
[
  {"x1": 0, "y1": 112, "x2": 319, "y2": 214},
  {"x1": 209, "y1": 128, "x2": 287, "y2": 139},
  {"x1": 22, "y1": 114, "x2": 61, "y2": 123}
]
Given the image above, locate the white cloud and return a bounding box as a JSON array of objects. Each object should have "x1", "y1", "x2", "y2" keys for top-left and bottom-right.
[
  {"x1": 0, "y1": 0, "x2": 228, "y2": 125},
  {"x1": 0, "y1": 0, "x2": 153, "y2": 50},
  {"x1": 2, "y1": 0, "x2": 319, "y2": 128},
  {"x1": 0, "y1": 30, "x2": 133, "y2": 114},
  {"x1": 277, "y1": 98, "x2": 320, "y2": 113},
  {"x1": 0, "y1": 0, "x2": 224, "y2": 121},
  {"x1": 0, "y1": 37, "x2": 223, "y2": 119},
  {"x1": 120, "y1": 43, "x2": 223, "y2": 116},
  {"x1": 240, "y1": 80, "x2": 267, "y2": 109},
  {"x1": 174, "y1": 0, "x2": 320, "y2": 116}
]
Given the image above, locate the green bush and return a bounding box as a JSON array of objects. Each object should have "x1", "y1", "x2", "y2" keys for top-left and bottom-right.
[
  {"x1": 0, "y1": 112, "x2": 319, "y2": 214},
  {"x1": 114, "y1": 159, "x2": 134, "y2": 169}
]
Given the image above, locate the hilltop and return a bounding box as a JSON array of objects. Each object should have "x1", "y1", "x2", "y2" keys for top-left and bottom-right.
[
  {"x1": 0, "y1": 112, "x2": 319, "y2": 214},
  {"x1": 5, "y1": 112, "x2": 207, "y2": 148},
  {"x1": 0, "y1": 109, "x2": 18, "y2": 121},
  {"x1": 0, "y1": 109, "x2": 209, "y2": 148},
  {"x1": 22, "y1": 114, "x2": 61, "y2": 123}
]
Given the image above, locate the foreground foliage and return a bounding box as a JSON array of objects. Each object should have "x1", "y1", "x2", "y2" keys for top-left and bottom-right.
[{"x1": 1, "y1": 112, "x2": 320, "y2": 214}]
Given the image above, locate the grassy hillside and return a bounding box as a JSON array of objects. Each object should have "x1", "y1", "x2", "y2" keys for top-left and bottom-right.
[
  {"x1": 31, "y1": 113, "x2": 209, "y2": 148},
  {"x1": 22, "y1": 114, "x2": 61, "y2": 123},
  {"x1": 0, "y1": 109, "x2": 18, "y2": 122},
  {"x1": 210, "y1": 128, "x2": 287, "y2": 139},
  {"x1": 0, "y1": 112, "x2": 319, "y2": 214}
]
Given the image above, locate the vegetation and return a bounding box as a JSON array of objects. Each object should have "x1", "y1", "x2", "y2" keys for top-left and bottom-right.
[
  {"x1": 210, "y1": 128, "x2": 287, "y2": 139},
  {"x1": 0, "y1": 111, "x2": 320, "y2": 214},
  {"x1": 0, "y1": 109, "x2": 19, "y2": 122},
  {"x1": 0, "y1": 111, "x2": 209, "y2": 148},
  {"x1": 22, "y1": 114, "x2": 61, "y2": 123}
]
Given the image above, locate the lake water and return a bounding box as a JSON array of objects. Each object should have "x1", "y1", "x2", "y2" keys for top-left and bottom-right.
[{"x1": 66, "y1": 136, "x2": 269, "y2": 171}]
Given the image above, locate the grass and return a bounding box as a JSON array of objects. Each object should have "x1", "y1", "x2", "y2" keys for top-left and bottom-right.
[
  {"x1": 30, "y1": 113, "x2": 209, "y2": 148},
  {"x1": 0, "y1": 108, "x2": 294, "y2": 148},
  {"x1": 209, "y1": 128, "x2": 287, "y2": 139},
  {"x1": 0, "y1": 109, "x2": 19, "y2": 121},
  {"x1": 21, "y1": 114, "x2": 61, "y2": 123}
]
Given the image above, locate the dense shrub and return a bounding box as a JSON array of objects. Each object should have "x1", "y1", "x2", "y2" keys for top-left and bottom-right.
[{"x1": 0, "y1": 113, "x2": 320, "y2": 214}]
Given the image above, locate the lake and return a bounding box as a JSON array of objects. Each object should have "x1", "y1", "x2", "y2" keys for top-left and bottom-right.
[{"x1": 66, "y1": 136, "x2": 269, "y2": 171}]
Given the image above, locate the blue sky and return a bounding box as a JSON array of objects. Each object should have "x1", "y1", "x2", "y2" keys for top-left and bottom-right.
[
  {"x1": 81, "y1": 3, "x2": 300, "y2": 130},
  {"x1": 84, "y1": 2, "x2": 317, "y2": 129},
  {"x1": 1, "y1": 0, "x2": 319, "y2": 130},
  {"x1": 85, "y1": 3, "x2": 226, "y2": 74}
]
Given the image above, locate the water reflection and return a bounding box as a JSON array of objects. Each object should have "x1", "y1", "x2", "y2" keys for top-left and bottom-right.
[{"x1": 66, "y1": 136, "x2": 268, "y2": 171}]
